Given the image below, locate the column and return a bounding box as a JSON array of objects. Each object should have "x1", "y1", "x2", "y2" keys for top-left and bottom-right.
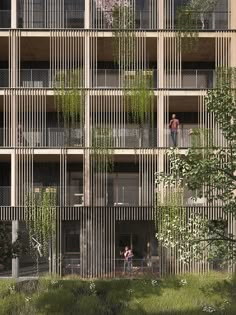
[
  {"x1": 158, "y1": 0, "x2": 164, "y2": 30},
  {"x1": 84, "y1": 0, "x2": 90, "y2": 206},
  {"x1": 230, "y1": 0, "x2": 236, "y2": 29},
  {"x1": 11, "y1": 152, "x2": 19, "y2": 278},
  {"x1": 11, "y1": 0, "x2": 17, "y2": 29}
]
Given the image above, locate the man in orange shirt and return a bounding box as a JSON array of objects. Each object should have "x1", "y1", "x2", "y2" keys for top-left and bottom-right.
[{"x1": 169, "y1": 114, "x2": 179, "y2": 147}]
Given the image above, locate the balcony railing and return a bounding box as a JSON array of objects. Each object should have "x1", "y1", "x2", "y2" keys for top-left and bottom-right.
[
  {"x1": 165, "y1": 125, "x2": 225, "y2": 148},
  {"x1": 165, "y1": 125, "x2": 197, "y2": 148},
  {"x1": 19, "y1": 128, "x2": 83, "y2": 147},
  {"x1": 62, "y1": 258, "x2": 159, "y2": 276},
  {"x1": 1, "y1": 126, "x2": 224, "y2": 149},
  {"x1": 0, "y1": 10, "x2": 11, "y2": 28},
  {"x1": 0, "y1": 69, "x2": 215, "y2": 89},
  {"x1": 17, "y1": 10, "x2": 84, "y2": 29},
  {"x1": 31, "y1": 186, "x2": 84, "y2": 207},
  {"x1": 92, "y1": 69, "x2": 158, "y2": 88},
  {"x1": 92, "y1": 10, "x2": 157, "y2": 30},
  {"x1": 0, "y1": 127, "x2": 157, "y2": 148},
  {"x1": 173, "y1": 11, "x2": 228, "y2": 30},
  {"x1": 167, "y1": 70, "x2": 215, "y2": 89},
  {"x1": 20, "y1": 69, "x2": 51, "y2": 88},
  {"x1": 91, "y1": 128, "x2": 157, "y2": 148},
  {"x1": 0, "y1": 184, "x2": 207, "y2": 208}
]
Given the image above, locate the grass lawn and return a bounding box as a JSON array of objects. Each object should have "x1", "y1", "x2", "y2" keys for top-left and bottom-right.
[{"x1": 0, "y1": 272, "x2": 235, "y2": 314}]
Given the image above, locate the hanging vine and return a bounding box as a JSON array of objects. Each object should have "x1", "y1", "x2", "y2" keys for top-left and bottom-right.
[
  {"x1": 176, "y1": 0, "x2": 219, "y2": 51},
  {"x1": 95, "y1": 0, "x2": 136, "y2": 68},
  {"x1": 53, "y1": 68, "x2": 85, "y2": 128},
  {"x1": 25, "y1": 187, "x2": 57, "y2": 257},
  {"x1": 112, "y1": 4, "x2": 135, "y2": 68},
  {"x1": 124, "y1": 71, "x2": 154, "y2": 148},
  {"x1": 91, "y1": 127, "x2": 114, "y2": 172}
]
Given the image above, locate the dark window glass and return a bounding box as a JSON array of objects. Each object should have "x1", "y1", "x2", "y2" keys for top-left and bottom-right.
[{"x1": 65, "y1": 231, "x2": 80, "y2": 253}]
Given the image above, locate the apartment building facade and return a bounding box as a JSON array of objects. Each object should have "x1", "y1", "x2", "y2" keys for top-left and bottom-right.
[{"x1": 0, "y1": 0, "x2": 235, "y2": 278}]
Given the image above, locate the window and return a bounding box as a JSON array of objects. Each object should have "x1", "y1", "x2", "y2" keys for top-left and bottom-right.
[{"x1": 65, "y1": 229, "x2": 80, "y2": 253}]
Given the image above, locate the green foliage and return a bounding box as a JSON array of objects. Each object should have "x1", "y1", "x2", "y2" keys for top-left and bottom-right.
[
  {"x1": 25, "y1": 187, "x2": 57, "y2": 256},
  {"x1": 176, "y1": 0, "x2": 219, "y2": 51},
  {"x1": 1, "y1": 274, "x2": 236, "y2": 315},
  {"x1": 0, "y1": 223, "x2": 24, "y2": 271},
  {"x1": 189, "y1": 128, "x2": 214, "y2": 148},
  {"x1": 91, "y1": 127, "x2": 114, "y2": 173},
  {"x1": 112, "y1": 5, "x2": 136, "y2": 68},
  {"x1": 124, "y1": 71, "x2": 154, "y2": 127},
  {"x1": 34, "y1": 288, "x2": 76, "y2": 315},
  {"x1": 54, "y1": 69, "x2": 84, "y2": 128},
  {"x1": 0, "y1": 293, "x2": 28, "y2": 315},
  {"x1": 155, "y1": 67, "x2": 236, "y2": 265}
]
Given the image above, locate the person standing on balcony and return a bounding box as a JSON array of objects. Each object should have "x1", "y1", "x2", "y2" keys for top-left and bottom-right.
[
  {"x1": 120, "y1": 246, "x2": 133, "y2": 274},
  {"x1": 169, "y1": 114, "x2": 179, "y2": 147}
]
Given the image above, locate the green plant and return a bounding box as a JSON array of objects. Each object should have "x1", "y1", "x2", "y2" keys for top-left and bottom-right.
[
  {"x1": 155, "y1": 67, "x2": 236, "y2": 264},
  {"x1": 176, "y1": 0, "x2": 219, "y2": 51},
  {"x1": 34, "y1": 288, "x2": 76, "y2": 315},
  {"x1": 91, "y1": 127, "x2": 114, "y2": 172},
  {"x1": 25, "y1": 187, "x2": 57, "y2": 257},
  {"x1": 112, "y1": 4, "x2": 136, "y2": 68},
  {"x1": 75, "y1": 295, "x2": 105, "y2": 315},
  {"x1": 124, "y1": 71, "x2": 154, "y2": 148},
  {"x1": 189, "y1": 128, "x2": 214, "y2": 149},
  {"x1": 54, "y1": 68, "x2": 84, "y2": 128},
  {"x1": 0, "y1": 223, "x2": 25, "y2": 271},
  {"x1": 125, "y1": 71, "x2": 154, "y2": 126}
]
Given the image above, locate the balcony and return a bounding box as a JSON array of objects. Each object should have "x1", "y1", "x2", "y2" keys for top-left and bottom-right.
[
  {"x1": 28, "y1": 186, "x2": 84, "y2": 207},
  {"x1": 63, "y1": 258, "x2": 159, "y2": 276},
  {"x1": 165, "y1": 125, "x2": 197, "y2": 148},
  {"x1": 1, "y1": 125, "x2": 222, "y2": 149},
  {"x1": 17, "y1": 10, "x2": 84, "y2": 29},
  {"x1": 91, "y1": 127, "x2": 157, "y2": 148},
  {"x1": 20, "y1": 69, "x2": 51, "y2": 88},
  {"x1": 0, "y1": 69, "x2": 212, "y2": 89},
  {"x1": 167, "y1": 70, "x2": 215, "y2": 89},
  {"x1": 0, "y1": 127, "x2": 157, "y2": 148},
  {"x1": 0, "y1": 10, "x2": 11, "y2": 28},
  {"x1": 92, "y1": 69, "x2": 158, "y2": 88}
]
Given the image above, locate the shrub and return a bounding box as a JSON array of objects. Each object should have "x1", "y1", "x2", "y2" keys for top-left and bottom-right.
[
  {"x1": 75, "y1": 295, "x2": 105, "y2": 315},
  {"x1": 34, "y1": 288, "x2": 76, "y2": 315},
  {"x1": 0, "y1": 293, "x2": 33, "y2": 315}
]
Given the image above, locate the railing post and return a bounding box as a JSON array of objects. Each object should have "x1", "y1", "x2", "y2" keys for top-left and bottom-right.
[
  {"x1": 48, "y1": 69, "x2": 51, "y2": 88},
  {"x1": 31, "y1": 69, "x2": 33, "y2": 87},
  {"x1": 140, "y1": 10, "x2": 141, "y2": 29},
  {"x1": 196, "y1": 70, "x2": 198, "y2": 89},
  {"x1": 212, "y1": 12, "x2": 216, "y2": 30}
]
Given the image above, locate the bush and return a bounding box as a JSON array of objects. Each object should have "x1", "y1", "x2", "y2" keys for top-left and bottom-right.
[
  {"x1": 34, "y1": 288, "x2": 76, "y2": 315},
  {"x1": 0, "y1": 293, "x2": 34, "y2": 315},
  {"x1": 0, "y1": 281, "x2": 15, "y2": 298},
  {"x1": 75, "y1": 295, "x2": 105, "y2": 315}
]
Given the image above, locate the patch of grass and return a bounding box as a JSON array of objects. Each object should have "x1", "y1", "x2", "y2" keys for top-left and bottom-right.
[{"x1": 0, "y1": 272, "x2": 235, "y2": 314}]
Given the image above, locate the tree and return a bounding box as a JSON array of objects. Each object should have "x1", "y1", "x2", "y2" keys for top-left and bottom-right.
[
  {"x1": 155, "y1": 68, "x2": 236, "y2": 265},
  {"x1": 0, "y1": 223, "x2": 24, "y2": 271}
]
